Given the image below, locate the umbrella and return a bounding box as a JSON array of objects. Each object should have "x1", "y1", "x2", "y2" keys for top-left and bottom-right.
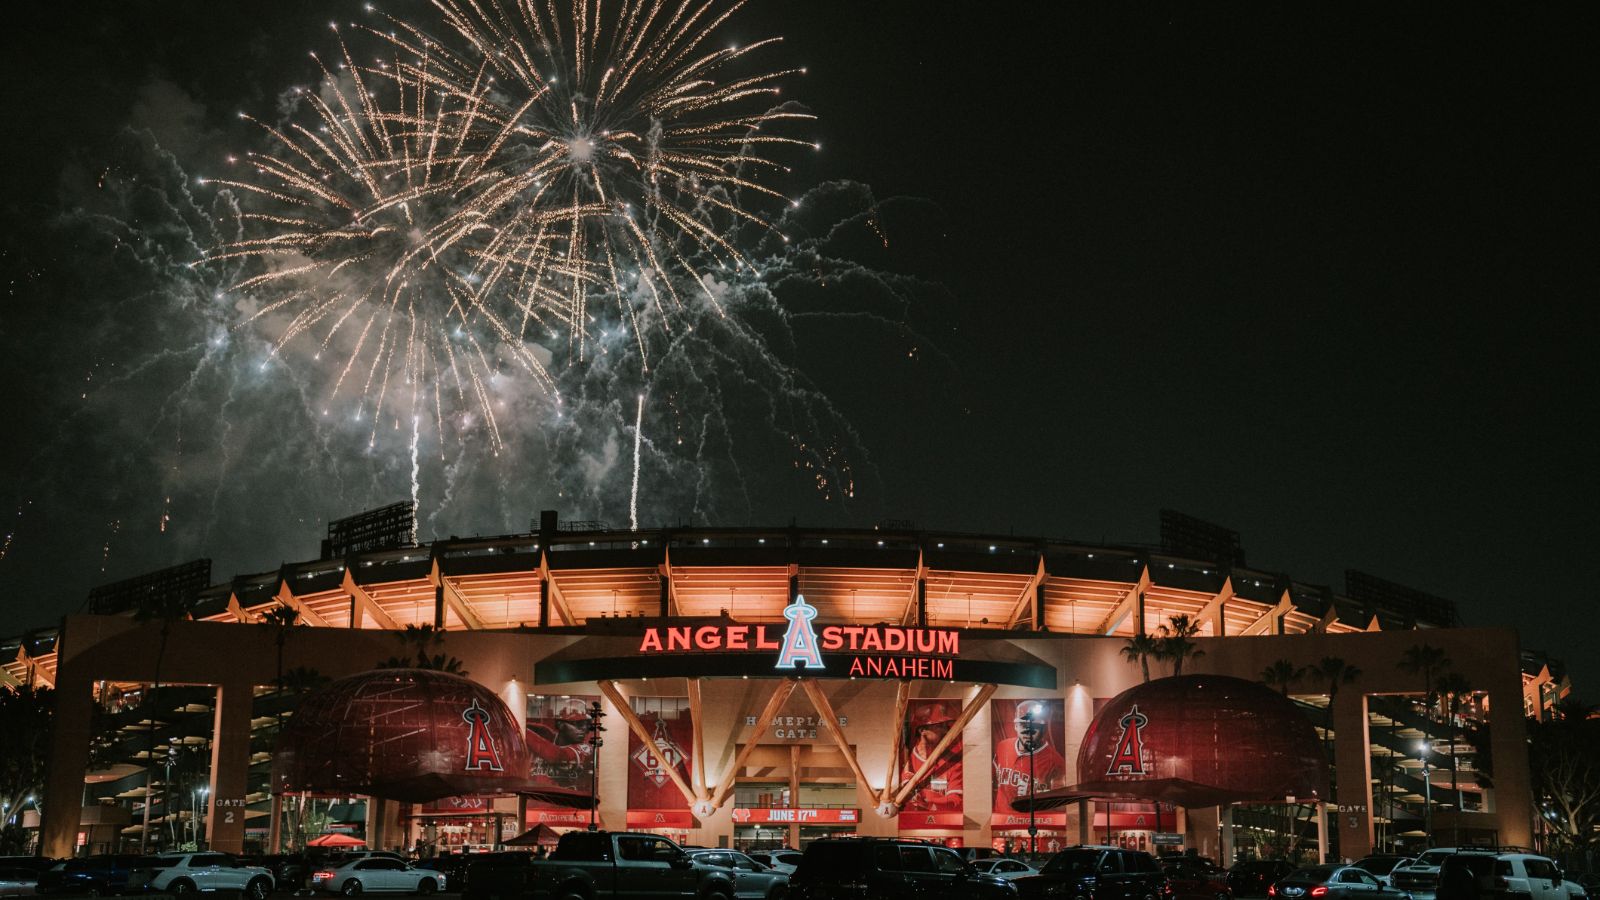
[
  {"x1": 504, "y1": 824, "x2": 563, "y2": 847},
  {"x1": 307, "y1": 833, "x2": 367, "y2": 847}
]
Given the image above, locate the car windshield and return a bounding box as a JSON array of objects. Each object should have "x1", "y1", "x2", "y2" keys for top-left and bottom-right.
[
  {"x1": 1289, "y1": 867, "x2": 1339, "y2": 883},
  {"x1": 1357, "y1": 859, "x2": 1404, "y2": 875},
  {"x1": 1043, "y1": 851, "x2": 1102, "y2": 876}
]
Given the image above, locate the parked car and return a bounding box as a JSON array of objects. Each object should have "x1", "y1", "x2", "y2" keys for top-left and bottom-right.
[
  {"x1": 685, "y1": 849, "x2": 790, "y2": 900},
  {"x1": 0, "y1": 862, "x2": 55, "y2": 876},
  {"x1": 240, "y1": 855, "x2": 310, "y2": 891},
  {"x1": 0, "y1": 868, "x2": 40, "y2": 897},
  {"x1": 1392, "y1": 849, "x2": 1461, "y2": 898},
  {"x1": 788, "y1": 838, "x2": 1018, "y2": 900},
  {"x1": 1229, "y1": 862, "x2": 1296, "y2": 898},
  {"x1": 748, "y1": 852, "x2": 803, "y2": 877},
  {"x1": 1013, "y1": 846, "x2": 1166, "y2": 900},
  {"x1": 1354, "y1": 858, "x2": 1416, "y2": 889},
  {"x1": 127, "y1": 852, "x2": 275, "y2": 899},
  {"x1": 464, "y1": 831, "x2": 734, "y2": 900},
  {"x1": 1436, "y1": 849, "x2": 1574, "y2": 900},
  {"x1": 310, "y1": 858, "x2": 445, "y2": 896},
  {"x1": 36, "y1": 855, "x2": 142, "y2": 896},
  {"x1": 1164, "y1": 858, "x2": 1231, "y2": 900},
  {"x1": 411, "y1": 855, "x2": 481, "y2": 889},
  {"x1": 1267, "y1": 865, "x2": 1411, "y2": 900},
  {"x1": 974, "y1": 859, "x2": 1039, "y2": 881}
]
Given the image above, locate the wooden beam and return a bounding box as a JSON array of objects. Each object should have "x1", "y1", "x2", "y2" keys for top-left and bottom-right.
[
  {"x1": 901, "y1": 551, "x2": 926, "y2": 627},
  {"x1": 274, "y1": 581, "x2": 330, "y2": 627},
  {"x1": 429, "y1": 561, "x2": 486, "y2": 630},
  {"x1": 686, "y1": 678, "x2": 707, "y2": 800},
  {"x1": 1005, "y1": 556, "x2": 1048, "y2": 630},
  {"x1": 342, "y1": 571, "x2": 401, "y2": 631},
  {"x1": 892, "y1": 683, "x2": 997, "y2": 809},
  {"x1": 708, "y1": 681, "x2": 798, "y2": 810},
  {"x1": 22, "y1": 649, "x2": 55, "y2": 690},
  {"x1": 1240, "y1": 592, "x2": 1295, "y2": 637},
  {"x1": 597, "y1": 681, "x2": 699, "y2": 808},
  {"x1": 1312, "y1": 599, "x2": 1340, "y2": 634},
  {"x1": 539, "y1": 552, "x2": 578, "y2": 626},
  {"x1": 1194, "y1": 578, "x2": 1234, "y2": 636},
  {"x1": 1098, "y1": 567, "x2": 1151, "y2": 635},
  {"x1": 879, "y1": 681, "x2": 913, "y2": 805},
  {"x1": 799, "y1": 679, "x2": 877, "y2": 800}
]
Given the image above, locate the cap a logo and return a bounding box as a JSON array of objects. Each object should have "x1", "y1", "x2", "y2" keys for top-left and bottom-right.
[
  {"x1": 462, "y1": 699, "x2": 505, "y2": 772},
  {"x1": 774, "y1": 594, "x2": 825, "y2": 671},
  {"x1": 1104, "y1": 704, "x2": 1150, "y2": 777}
]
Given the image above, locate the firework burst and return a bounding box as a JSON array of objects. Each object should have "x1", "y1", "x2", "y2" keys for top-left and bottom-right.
[{"x1": 204, "y1": 0, "x2": 812, "y2": 451}]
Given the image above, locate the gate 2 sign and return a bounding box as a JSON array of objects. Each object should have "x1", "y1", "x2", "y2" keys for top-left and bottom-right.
[{"x1": 637, "y1": 595, "x2": 961, "y2": 679}]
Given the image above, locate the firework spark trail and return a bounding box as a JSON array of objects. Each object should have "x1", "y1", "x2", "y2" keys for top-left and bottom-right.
[
  {"x1": 409, "y1": 411, "x2": 422, "y2": 543},
  {"x1": 205, "y1": 0, "x2": 814, "y2": 463},
  {"x1": 630, "y1": 392, "x2": 644, "y2": 530}
]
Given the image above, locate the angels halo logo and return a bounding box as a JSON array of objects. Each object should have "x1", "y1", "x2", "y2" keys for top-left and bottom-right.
[
  {"x1": 1104, "y1": 704, "x2": 1150, "y2": 777},
  {"x1": 462, "y1": 699, "x2": 505, "y2": 772},
  {"x1": 632, "y1": 718, "x2": 686, "y2": 787},
  {"x1": 774, "y1": 594, "x2": 825, "y2": 670}
]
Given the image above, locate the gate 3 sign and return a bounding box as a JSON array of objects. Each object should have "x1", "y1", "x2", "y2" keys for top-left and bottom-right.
[{"x1": 637, "y1": 595, "x2": 960, "y2": 678}]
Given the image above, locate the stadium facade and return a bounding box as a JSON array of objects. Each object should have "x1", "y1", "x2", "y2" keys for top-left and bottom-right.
[{"x1": 8, "y1": 511, "x2": 1541, "y2": 862}]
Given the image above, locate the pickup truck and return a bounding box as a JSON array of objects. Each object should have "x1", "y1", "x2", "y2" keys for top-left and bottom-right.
[{"x1": 465, "y1": 831, "x2": 737, "y2": 900}]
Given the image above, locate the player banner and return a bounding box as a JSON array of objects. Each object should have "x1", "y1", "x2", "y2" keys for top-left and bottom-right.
[
  {"x1": 628, "y1": 702, "x2": 695, "y2": 811},
  {"x1": 526, "y1": 695, "x2": 598, "y2": 802},
  {"x1": 991, "y1": 698, "x2": 1066, "y2": 820},
  {"x1": 900, "y1": 699, "x2": 964, "y2": 814}
]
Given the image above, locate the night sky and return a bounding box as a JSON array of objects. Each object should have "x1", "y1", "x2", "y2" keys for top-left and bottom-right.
[{"x1": 2, "y1": 4, "x2": 1595, "y2": 688}]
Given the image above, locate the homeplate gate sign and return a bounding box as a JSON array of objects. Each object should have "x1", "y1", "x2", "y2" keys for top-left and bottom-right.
[{"x1": 638, "y1": 595, "x2": 960, "y2": 679}]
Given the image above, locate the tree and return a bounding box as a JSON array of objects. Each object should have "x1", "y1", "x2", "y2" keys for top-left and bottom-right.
[
  {"x1": 261, "y1": 606, "x2": 301, "y2": 743},
  {"x1": 1120, "y1": 632, "x2": 1162, "y2": 683},
  {"x1": 1524, "y1": 698, "x2": 1600, "y2": 856},
  {"x1": 0, "y1": 686, "x2": 52, "y2": 847},
  {"x1": 1262, "y1": 659, "x2": 1305, "y2": 696},
  {"x1": 1398, "y1": 643, "x2": 1452, "y2": 829},
  {"x1": 1436, "y1": 672, "x2": 1474, "y2": 814},
  {"x1": 1156, "y1": 614, "x2": 1205, "y2": 677},
  {"x1": 133, "y1": 591, "x2": 196, "y2": 853},
  {"x1": 275, "y1": 667, "x2": 328, "y2": 851},
  {"x1": 378, "y1": 624, "x2": 469, "y2": 676}
]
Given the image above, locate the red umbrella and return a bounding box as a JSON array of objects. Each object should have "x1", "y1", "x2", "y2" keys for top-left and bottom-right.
[{"x1": 307, "y1": 833, "x2": 367, "y2": 847}]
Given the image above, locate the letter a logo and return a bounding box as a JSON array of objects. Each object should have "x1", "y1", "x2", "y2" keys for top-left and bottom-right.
[
  {"x1": 462, "y1": 699, "x2": 504, "y2": 772},
  {"x1": 1104, "y1": 704, "x2": 1149, "y2": 777},
  {"x1": 774, "y1": 594, "x2": 825, "y2": 671}
]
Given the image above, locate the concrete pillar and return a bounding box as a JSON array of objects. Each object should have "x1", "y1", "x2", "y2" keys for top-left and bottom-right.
[
  {"x1": 268, "y1": 794, "x2": 283, "y2": 853},
  {"x1": 1219, "y1": 806, "x2": 1233, "y2": 865},
  {"x1": 41, "y1": 674, "x2": 95, "y2": 859},
  {"x1": 1486, "y1": 664, "x2": 1533, "y2": 847},
  {"x1": 1078, "y1": 799, "x2": 1090, "y2": 844},
  {"x1": 1332, "y1": 690, "x2": 1375, "y2": 859},
  {"x1": 367, "y1": 797, "x2": 386, "y2": 850},
  {"x1": 206, "y1": 680, "x2": 254, "y2": 853},
  {"x1": 1316, "y1": 802, "x2": 1328, "y2": 863}
]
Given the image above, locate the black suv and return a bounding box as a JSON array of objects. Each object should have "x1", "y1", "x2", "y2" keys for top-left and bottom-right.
[
  {"x1": 1013, "y1": 846, "x2": 1166, "y2": 900},
  {"x1": 788, "y1": 838, "x2": 1017, "y2": 900}
]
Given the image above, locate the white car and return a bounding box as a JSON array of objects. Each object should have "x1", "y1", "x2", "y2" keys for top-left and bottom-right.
[
  {"x1": 1392, "y1": 848, "x2": 1459, "y2": 898},
  {"x1": 310, "y1": 858, "x2": 446, "y2": 896},
  {"x1": 747, "y1": 852, "x2": 803, "y2": 876},
  {"x1": 1438, "y1": 851, "x2": 1579, "y2": 900},
  {"x1": 128, "y1": 853, "x2": 275, "y2": 899},
  {"x1": 972, "y1": 859, "x2": 1039, "y2": 880},
  {"x1": 0, "y1": 868, "x2": 39, "y2": 897}
]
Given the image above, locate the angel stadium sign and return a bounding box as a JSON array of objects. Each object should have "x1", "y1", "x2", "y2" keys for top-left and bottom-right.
[{"x1": 637, "y1": 595, "x2": 961, "y2": 678}]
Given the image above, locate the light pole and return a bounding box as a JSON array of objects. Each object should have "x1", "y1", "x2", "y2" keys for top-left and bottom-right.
[
  {"x1": 195, "y1": 786, "x2": 209, "y2": 848},
  {"x1": 586, "y1": 701, "x2": 606, "y2": 831},
  {"x1": 1018, "y1": 704, "x2": 1038, "y2": 858},
  {"x1": 1417, "y1": 740, "x2": 1433, "y2": 843}
]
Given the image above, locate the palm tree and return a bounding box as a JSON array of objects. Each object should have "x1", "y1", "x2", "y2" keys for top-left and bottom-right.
[
  {"x1": 1261, "y1": 659, "x2": 1305, "y2": 696},
  {"x1": 1120, "y1": 632, "x2": 1162, "y2": 683},
  {"x1": 1157, "y1": 614, "x2": 1205, "y2": 677},
  {"x1": 1436, "y1": 671, "x2": 1474, "y2": 815},
  {"x1": 1398, "y1": 643, "x2": 1451, "y2": 838},
  {"x1": 133, "y1": 590, "x2": 196, "y2": 852},
  {"x1": 261, "y1": 606, "x2": 301, "y2": 722},
  {"x1": 1314, "y1": 657, "x2": 1362, "y2": 709},
  {"x1": 276, "y1": 667, "x2": 328, "y2": 851}
]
